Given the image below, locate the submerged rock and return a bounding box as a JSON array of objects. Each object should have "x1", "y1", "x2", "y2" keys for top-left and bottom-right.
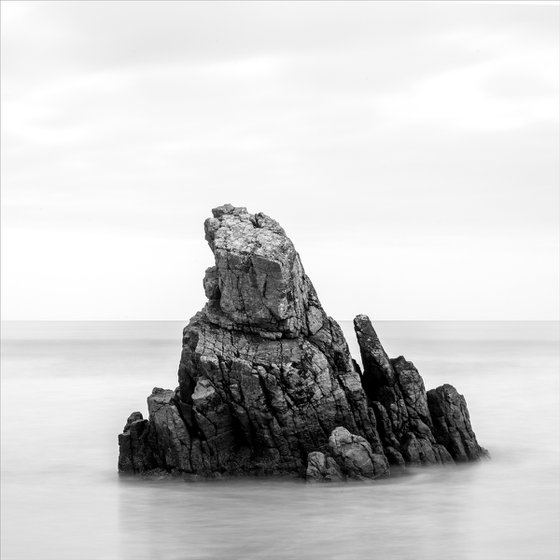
[{"x1": 118, "y1": 204, "x2": 487, "y2": 480}]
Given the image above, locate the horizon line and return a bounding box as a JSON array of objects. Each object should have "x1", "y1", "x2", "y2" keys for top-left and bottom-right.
[{"x1": 1, "y1": 319, "x2": 559, "y2": 323}]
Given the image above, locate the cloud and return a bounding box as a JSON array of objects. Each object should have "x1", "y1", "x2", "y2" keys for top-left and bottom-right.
[
  {"x1": 374, "y1": 30, "x2": 559, "y2": 131},
  {"x1": 1, "y1": 1, "x2": 558, "y2": 319}
]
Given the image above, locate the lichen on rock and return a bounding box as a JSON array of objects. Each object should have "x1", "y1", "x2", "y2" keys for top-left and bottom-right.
[{"x1": 118, "y1": 204, "x2": 487, "y2": 481}]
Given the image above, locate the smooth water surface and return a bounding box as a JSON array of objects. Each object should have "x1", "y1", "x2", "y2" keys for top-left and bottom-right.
[{"x1": 2, "y1": 321, "x2": 559, "y2": 560}]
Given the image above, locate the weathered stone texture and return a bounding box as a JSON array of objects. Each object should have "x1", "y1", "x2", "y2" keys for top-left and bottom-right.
[
  {"x1": 427, "y1": 384, "x2": 488, "y2": 462},
  {"x1": 118, "y1": 205, "x2": 487, "y2": 480},
  {"x1": 353, "y1": 314, "x2": 486, "y2": 468}
]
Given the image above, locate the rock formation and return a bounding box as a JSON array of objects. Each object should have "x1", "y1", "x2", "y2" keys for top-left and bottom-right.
[{"x1": 118, "y1": 204, "x2": 487, "y2": 480}]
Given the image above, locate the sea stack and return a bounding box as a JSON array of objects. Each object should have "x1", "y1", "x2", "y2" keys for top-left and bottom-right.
[{"x1": 118, "y1": 204, "x2": 487, "y2": 480}]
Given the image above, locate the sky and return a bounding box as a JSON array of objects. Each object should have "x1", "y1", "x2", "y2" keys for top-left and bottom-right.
[{"x1": 1, "y1": 0, "x2": 558, "y2": 321}]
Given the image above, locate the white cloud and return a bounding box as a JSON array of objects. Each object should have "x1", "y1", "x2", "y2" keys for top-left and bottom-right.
[
  {"x1": 375, "y1": 31, "x2": 559, "y2": 131},
  {"x1": 1, "y1": 1, "x2": 558, "y2": 319}
]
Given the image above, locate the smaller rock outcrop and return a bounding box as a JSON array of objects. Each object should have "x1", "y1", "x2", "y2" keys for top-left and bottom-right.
[
  {"x1": 117, "y1": 412, "x2": 153, "y2": 473},
  {"x1": 427, "y1": 384, "x2": 487, "y2": 462},
  {"x1": 306, "y1": 427, "x2": 389, "y2": 482},
  {"x1": 306, "y1": 451, "x2": 344, "y2": 482},
  {"x1": 353, "y1": 315, "x2": 487, "y2": 468}
]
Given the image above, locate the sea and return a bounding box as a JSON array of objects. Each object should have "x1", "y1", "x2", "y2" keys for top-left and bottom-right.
[{"x1": 1, "y1": 320, "x2": 558, "y2": 560}]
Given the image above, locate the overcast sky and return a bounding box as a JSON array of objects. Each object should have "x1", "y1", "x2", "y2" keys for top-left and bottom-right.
[{"x1": 1, "y1": 1, "x2": 558, "y2": 321}]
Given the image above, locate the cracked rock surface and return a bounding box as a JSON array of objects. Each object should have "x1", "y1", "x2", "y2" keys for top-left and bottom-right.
[{"x1": 118, "y1": 204, "x2": 487, "y2": 480}]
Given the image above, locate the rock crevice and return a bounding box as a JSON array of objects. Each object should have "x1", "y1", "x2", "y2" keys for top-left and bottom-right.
[{"x1": 118, "y1": 205, "x2": 487, "y2": 480}]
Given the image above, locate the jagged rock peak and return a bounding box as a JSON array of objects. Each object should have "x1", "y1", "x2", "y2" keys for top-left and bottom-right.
[
  {"x1": 204, "y1": 204, "x2": 287, "y2": 252},
  {"x1": 353, "y1": 314, "x2": 488, "y2": 465},
  {"x1": 201, "y1": 204, "x2": 326, "y2": 338}
]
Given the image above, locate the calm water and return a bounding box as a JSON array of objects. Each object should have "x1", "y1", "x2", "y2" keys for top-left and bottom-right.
[{"x1": 1, "y1": 321, "x2": 559, "y2": 560}]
